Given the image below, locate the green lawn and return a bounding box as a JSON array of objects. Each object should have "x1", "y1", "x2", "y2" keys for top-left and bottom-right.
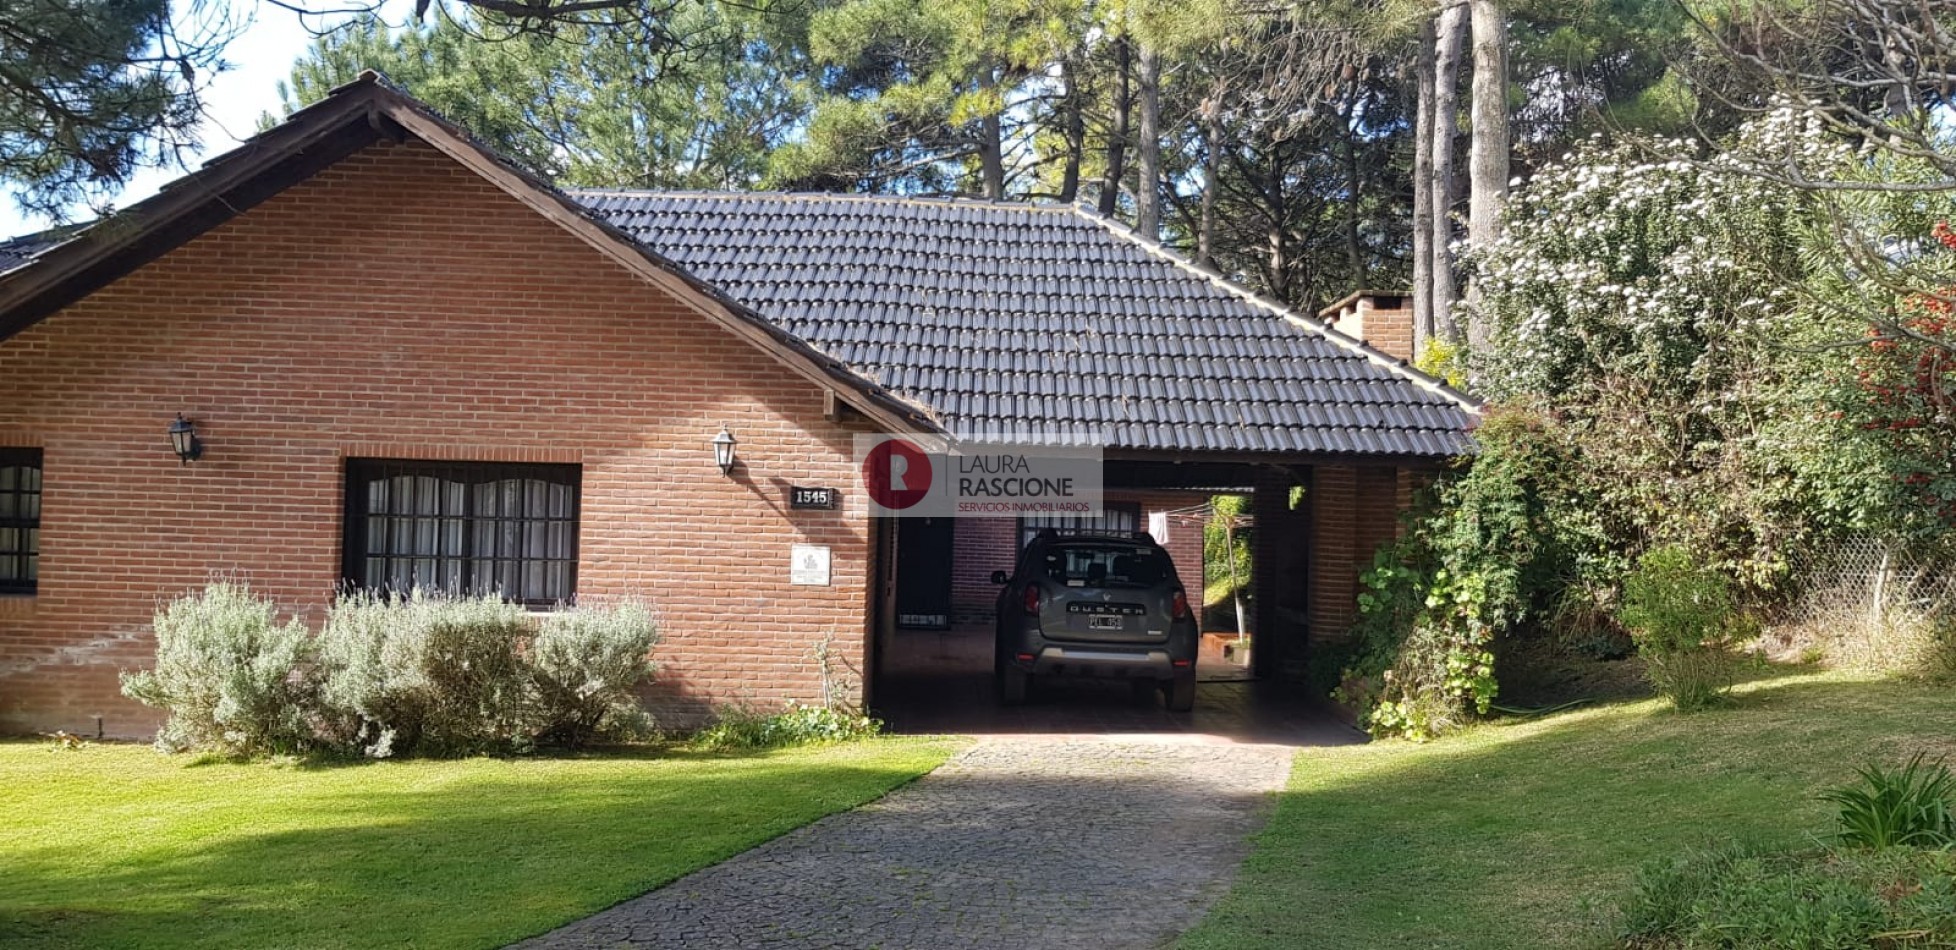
[
  {"x1": 0, "y1": 737, "x2": 962, "y2": 950},
  {"x1": 1181, "y1": 667, "x2": 1953, "y2": 949}
]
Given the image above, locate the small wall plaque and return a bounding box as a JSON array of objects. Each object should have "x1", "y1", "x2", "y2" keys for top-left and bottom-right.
[{"x1": 791, "y1": 544, "x2": 832, "y2": 586}]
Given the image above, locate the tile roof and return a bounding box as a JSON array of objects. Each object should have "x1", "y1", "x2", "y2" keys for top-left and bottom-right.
[
  {"x1": 0, "y1": 70, "x2": 1477, "y2": 459},
  {"x1": 0, "y1": 233, "x2": 59, "y2": 272},
  {"x1": 575, "y1": 191, "x2": 1478, "y2": 456}
]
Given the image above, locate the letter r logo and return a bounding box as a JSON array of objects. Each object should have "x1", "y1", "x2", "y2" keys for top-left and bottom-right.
[{"x1": 862, "y1": 438, "x2": 933, "y2": 510}]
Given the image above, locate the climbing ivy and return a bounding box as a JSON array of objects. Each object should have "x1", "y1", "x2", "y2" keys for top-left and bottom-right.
[{"x1": 1337, "y1": 407, "x2": 1584, "y2": 740}]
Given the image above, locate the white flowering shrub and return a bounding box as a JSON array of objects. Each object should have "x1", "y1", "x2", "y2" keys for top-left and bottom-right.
[
  {"x1": 317, "y1": 591, "x2": 534, "y2": 757},
  {"x1": 527, "y1": 601, "x2": 659, "y2": 748},
  {"x1": 1458, "y1": 109, "x2": 1942, "y2": 587},
  {"x1": 1349, "y1": 110, "x2": 1956, "y2": 735},
  {"x1": 121, "y1": 582, "x2": 317, "y2": 756},
  {"x1": 1465, "y1": 114, "x2": 1830, "y2": 403}
]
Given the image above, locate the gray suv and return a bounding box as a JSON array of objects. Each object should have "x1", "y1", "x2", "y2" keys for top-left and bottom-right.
[{"x1": 991, "y1": 530, "x2": 1199, "y2": 711}]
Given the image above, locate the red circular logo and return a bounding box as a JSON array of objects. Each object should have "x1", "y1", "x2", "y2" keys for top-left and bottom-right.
[{"x1": 862, "y1": 439, "x2": 933, "y2": 510}]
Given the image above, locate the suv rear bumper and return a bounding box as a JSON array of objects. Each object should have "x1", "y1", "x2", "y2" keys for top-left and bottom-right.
[{"x1": 1025, "y1": 645, "x2": 1179, "y2": 679}]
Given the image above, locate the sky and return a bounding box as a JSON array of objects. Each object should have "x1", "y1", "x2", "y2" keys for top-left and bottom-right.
[{"x1": 0, "y1": 2, "x2": 370, "y2": 238}]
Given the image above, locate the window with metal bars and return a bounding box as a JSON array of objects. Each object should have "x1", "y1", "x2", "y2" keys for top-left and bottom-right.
[
  {"x1": 1018, "y1": 502, "x2": 1141, "y2": 549},
  {"x1": 342, "y1": 459, "x2": 580, "y2": 607},
  {"x1": 0, "y1": 449, "x2": 40, "y2": 595}
]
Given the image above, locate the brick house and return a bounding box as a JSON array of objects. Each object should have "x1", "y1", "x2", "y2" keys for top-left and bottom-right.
[{"x1": 0, "y1": 75, "x2": 1477, "y2": 737}]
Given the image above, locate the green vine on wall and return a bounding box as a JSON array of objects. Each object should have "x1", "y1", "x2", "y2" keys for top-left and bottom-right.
[{"x1": 1336, "y1": 407, "x2": 1577, "y2": 740}]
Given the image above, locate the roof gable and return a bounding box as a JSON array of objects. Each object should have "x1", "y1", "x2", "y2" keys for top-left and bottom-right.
[{"x1": 0, "y1": 74, "x2": 934, "y2": 436}]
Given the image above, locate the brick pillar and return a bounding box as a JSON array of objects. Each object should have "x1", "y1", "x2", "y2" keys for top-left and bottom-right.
[
  {"x1": 1311, "y1": 464, "x2": 1426, "y2": 643},
  {"x1": 1319, "y1": 291, "x2": 1414, "y2": 363},
  {"x1": 1306, "y1": 465, "x2": 1360, "y2": 638}
]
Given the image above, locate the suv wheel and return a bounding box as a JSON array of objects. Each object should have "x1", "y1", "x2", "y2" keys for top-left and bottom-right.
[
  {"x1": 999, "y1": 664, "x2": 1030, "y2": 705},
  {"x1": 1164, "y1": 672, "x2": 1196, "y2": 712}
]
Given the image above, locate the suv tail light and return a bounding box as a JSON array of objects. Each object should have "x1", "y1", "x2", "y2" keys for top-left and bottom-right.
[
  {"x1": 1170, "y1": 590, "x2": 1190, "y2": 620},
  {"x1": 1023, "y1": 585, "x2": 1041, "y2": 615}
]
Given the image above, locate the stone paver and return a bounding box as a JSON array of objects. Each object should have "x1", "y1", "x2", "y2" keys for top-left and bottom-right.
[{"x1": 513, "y1": 738, "x2": 1295, "y2": 950}]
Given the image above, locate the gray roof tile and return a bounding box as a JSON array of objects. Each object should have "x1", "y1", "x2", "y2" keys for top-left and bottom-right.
[{"x1": 592, "y1": 189, "x2": 1479, "y2": 454}]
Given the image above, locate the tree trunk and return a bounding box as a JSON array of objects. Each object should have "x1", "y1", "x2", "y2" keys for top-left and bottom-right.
[
  {"x1": 1198, "y1": 100, "x2": 1220, "y2": 268},
  {"x1": 1265, "y1": 144, "x2": 1289, "y2": 301},
  {"x1": 1058, "y1": 55, "x2": 1084, "y2": 203},
  {"x1": 1098, "y1": 35, "x2": 1131, "y2": 216},
  {"x1": 978, "y1": 113, "x2": 1006, "y2": 199},
  {"x1": 1224, "y1": 518, "x2": 1248, "y2": 638},
  {"x1": 1430, "y1": 2, "x2": 1467, "y2": 342},
  {"x1": 978, "y1": 66, "x2": 1006, "y2": 201},
  {"x1": 1340, "y1": 95, "x2": 1365, "y2": 284},
  {"x1": 1136, "y1": 42, "x2": 1162, "y2": 238},
  {"x1": 1412, "y1": 13, "x2": 1436, "y2": 355},
  {"x1": 1466, "y1": 0, "x2": 1509, "y2": 349}
]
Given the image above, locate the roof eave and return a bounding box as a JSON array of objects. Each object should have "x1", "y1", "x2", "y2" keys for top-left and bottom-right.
[
  {"x1": 0, "y1": 81, "x2": 396, "y2": 339},
  {"x1": 1102, "y1": 445, "x2": 1472, "y2": 466}
]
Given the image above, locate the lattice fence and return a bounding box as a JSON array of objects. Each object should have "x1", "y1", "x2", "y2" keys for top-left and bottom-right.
[{"x1": 1774, "y1": 538, "x2": 1956, "y2": 674}]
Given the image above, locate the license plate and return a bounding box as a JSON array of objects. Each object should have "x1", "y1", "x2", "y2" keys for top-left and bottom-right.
[{"x1": 1089, "y1": 615, "x2": 1124, "y2": 630}]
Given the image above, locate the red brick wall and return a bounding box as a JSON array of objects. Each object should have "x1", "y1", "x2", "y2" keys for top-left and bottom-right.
[
  {"x1": 949, "y1": 516, "x2": 1016, "y2": 623},
  {"x1": 1307, "y1": 464, "x2": 1423, "y2": 641},
  {"x1": 1323, "y1": 295, "x2": 1415, "y2": 364},
  {"x1": 1360, "y1": 306, "x2": 1415, "y2": 364},
  {"x1": 946, "y1": 489, "x2": 1208, "y2": 626},
  {"x1": 1130, "y1": 490, "x2": 1209, "y2": 629},
  {"x1": 0, "y1": 140, "x2": 876, "y2": 736},
  {"x1": 1306, "y1": 466, "x2": 1359, "y2": 639}
]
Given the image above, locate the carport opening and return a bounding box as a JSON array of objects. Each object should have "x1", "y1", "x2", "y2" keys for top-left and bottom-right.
[{"x1": 868, "y1": 461, "x2": 1340, "y2": 737}]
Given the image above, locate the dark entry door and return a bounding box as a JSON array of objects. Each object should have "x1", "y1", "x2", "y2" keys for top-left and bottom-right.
[{"x1": 894, "y1": 516, "x2": 954, "y2": 629}]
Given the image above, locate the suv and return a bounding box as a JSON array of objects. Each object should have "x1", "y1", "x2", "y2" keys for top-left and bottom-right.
[{"x1": 991, "y1": 530, "x2": 1199, "y2": 711}]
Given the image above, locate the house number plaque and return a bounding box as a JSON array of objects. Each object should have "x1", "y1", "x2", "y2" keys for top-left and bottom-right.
[{"x1": 790, "y1": 486, "x2": 838, "y2": 510}]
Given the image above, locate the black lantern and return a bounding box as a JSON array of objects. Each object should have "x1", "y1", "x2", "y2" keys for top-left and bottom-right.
[
  {"x1": 711, "y1": 424, "x2": 738, "y2": 475},
  {"x1": 168, "y1": 414, "x2": 203, "y2": 465}
]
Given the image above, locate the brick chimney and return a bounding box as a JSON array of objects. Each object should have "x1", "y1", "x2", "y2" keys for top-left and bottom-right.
[{"x1": 1318, "y1": 290, "x2": 1414, "y2": 363}]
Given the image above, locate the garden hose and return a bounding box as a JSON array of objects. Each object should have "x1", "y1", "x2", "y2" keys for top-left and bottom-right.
[{"x1": 1487, "y1": 699, "x2": 1591, "y2": 718}]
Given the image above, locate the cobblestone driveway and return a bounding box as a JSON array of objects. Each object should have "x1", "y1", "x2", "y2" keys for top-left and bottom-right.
[{"x1": 513, "y1": 738, "x2": 1295, "y2": 950}]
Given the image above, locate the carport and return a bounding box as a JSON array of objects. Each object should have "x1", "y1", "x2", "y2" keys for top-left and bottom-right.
[{"x1": 868, "y1": 449, "x2": 1444, "y2": 739}]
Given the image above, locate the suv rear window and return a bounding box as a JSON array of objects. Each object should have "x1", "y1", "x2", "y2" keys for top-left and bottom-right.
[{"x1": 1040, "y1": 544, "x2": 1169, "y2": 588}]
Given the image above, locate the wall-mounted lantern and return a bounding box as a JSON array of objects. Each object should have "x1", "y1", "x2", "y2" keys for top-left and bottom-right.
[
  {"x1": 168, "y1": 414, "x2": 203, "y2": 465},
  {"x1": 711, "y1": 424, "x2": 738, "y2": 476}
]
